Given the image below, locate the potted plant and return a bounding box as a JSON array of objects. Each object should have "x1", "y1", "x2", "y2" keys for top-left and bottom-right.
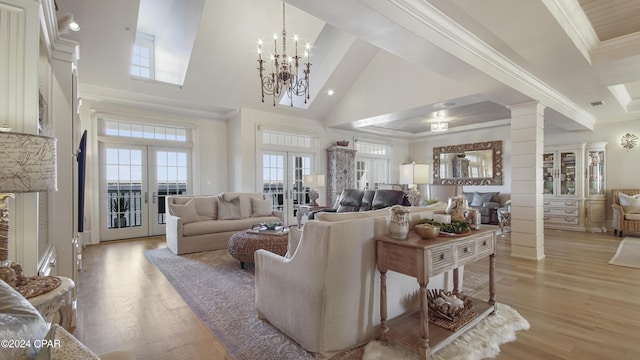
[{"x1": 111, "y1": 196, "x2": 130, "y2": 228}]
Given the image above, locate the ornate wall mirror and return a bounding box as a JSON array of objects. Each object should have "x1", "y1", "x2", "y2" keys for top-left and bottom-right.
[{"x1": 433, "y1": 140, "x2": 503, "y2": 185}]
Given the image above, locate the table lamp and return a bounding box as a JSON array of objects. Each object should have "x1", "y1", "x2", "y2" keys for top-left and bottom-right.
[
  {"x1": 0, "y1": 130, "x2": 57, "y2": 287},
  {"x1": 303, "y1": 174, "x2": 325, "y2": 207},
  {"x1": 399, "y1": 162, "x2": 430, "y2": 206}
]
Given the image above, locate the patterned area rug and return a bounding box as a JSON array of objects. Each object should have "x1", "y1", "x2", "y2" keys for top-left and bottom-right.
[
  {"x1": 145, "y1": 248, "x2": 523, "y2": 360},
  {"x1": 144, "y1": 248, "x2": 314, "y2": 360},
  {"x1": 609, "y1": 237, "x2": 640, "y2": 269}
]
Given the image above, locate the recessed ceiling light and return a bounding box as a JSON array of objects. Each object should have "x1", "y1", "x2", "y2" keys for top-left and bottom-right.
[
  {"x1": 69, "y1": 21, "x2": 80, "y2": 31},
  {"x1": 327, "y1": 89, "x2": 334, "y2": 96}
]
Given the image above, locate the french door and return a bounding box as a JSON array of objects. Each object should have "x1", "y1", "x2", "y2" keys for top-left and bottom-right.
[
  {"x1": 99, "y1": 143, "x2": 191, "y2": 241},
  {"x1": 261, "y1": 151, "x2": 313, "y2": 225}
]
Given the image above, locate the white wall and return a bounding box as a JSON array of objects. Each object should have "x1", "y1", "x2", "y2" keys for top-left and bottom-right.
[
  {"x1": 226, "y1": 108, "x2": 410, "y2": 206},
  {"x1": 325, "y1": 50, "x2": 478, "y2": 128},
  {"x1": 80, "y1": 101, "x2": 229, "y2": 244},
  {"x1": 545, "y1": 118, "x2": 640, "y2": 219},
  {"x1": 408, "y1": 126, "x2": 512, "y2": 201}
]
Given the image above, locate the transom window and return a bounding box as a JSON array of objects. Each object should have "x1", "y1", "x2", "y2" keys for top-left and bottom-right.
[
  {"x1": 261, "y1": 129, "x2": 314, "y2": 148},
  {"x1": 102, "y1": 120, "x2": 189, "y2": 142}
]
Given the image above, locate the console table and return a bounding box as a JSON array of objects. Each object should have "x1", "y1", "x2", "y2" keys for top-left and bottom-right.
[{"x1": 376, "y1": 228, "x2": 497, "y2": 359}]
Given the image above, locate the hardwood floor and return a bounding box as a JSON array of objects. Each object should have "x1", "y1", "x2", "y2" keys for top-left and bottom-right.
[{"x1": 72, "y1": 230, "x2": 640, "y2": 359}]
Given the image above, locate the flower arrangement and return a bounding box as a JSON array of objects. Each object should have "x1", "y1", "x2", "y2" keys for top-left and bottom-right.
[{"x1": 389, "y1": 205, "x2": 409, "y2": 224}]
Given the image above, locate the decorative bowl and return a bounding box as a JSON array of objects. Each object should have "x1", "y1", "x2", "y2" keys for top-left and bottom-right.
[
  {"x1": 262, "y1": 221, "x2": 283, "y2": 230},
  {"x1": 336, "y1": 140, "x2": 350, "y2": 146},
  {"x1": 415, "y1": 223, "x2": 440, "y2": 239}
]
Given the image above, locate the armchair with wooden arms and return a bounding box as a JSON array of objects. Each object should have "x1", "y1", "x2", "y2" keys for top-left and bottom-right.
[{"x1": 611, "y1": 189, "x2": 640, "y2": 237}]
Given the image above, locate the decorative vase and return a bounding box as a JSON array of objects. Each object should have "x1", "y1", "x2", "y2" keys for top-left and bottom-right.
[
  {"x1": 389, "y1": 205, "x2": 409, "y2": 240},
  {"x1": 465, "y1": 208, "x2": 481, "y2": 230},
  {"x1": 446, "y1": 195, "x2": 468, "y2": 222}
]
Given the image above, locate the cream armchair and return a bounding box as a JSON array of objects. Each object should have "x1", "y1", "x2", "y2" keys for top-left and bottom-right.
[
  {"x1": 254, "y1": 216, "x2": 446, "y2": 359},
  {"x1": 612, "y1": 189, "x2": 640, "y2": 237}
]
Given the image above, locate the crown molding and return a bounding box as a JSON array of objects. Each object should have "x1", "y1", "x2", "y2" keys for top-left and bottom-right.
[
  {"x1": 79, "y1": 84, "x2": 231, "y2": 121},
  {"x1": 388, "y1": 0, "x2": 594, "y2": 130}
]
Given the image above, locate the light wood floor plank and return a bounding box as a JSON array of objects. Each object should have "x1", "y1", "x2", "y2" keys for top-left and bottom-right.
[{"x1": 73, "y1": 230, "x2": 640, "y2": 359}]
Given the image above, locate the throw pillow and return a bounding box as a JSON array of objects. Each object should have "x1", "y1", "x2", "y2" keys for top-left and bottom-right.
[
  {"x1": 252, "y1": 197, "x2": 273, "y2": 217},
  {"x1": 218, "y1": 196, "x2": 241, "y2": 220},
  {"x1": 618, "y1": 193, "x2": 640, "y2": 214},
  {"x1": 167, "y1": 199, "x2": 200, "y2": 224},
  {"x1": 471, "y1": 192, "x2": 493, "y2": 207},
  {"x1": 35, "y1": 324, "x2": 101, "y2": 360}
]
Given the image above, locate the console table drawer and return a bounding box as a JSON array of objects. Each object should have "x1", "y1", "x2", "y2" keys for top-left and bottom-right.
[
  {"x1": 428, "y1": 246, "x2": 454, "y2": 273},
  {"x1": 455, "y1": 239, "x2": 476, "y2": 263},
  {"x1": 475, "y1": 233, "x2": 494, "y2": 256}
]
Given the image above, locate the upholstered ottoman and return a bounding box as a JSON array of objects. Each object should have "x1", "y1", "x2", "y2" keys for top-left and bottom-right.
[{"x1": 228, "y1": 230, "x2": 288, "y2": 269}]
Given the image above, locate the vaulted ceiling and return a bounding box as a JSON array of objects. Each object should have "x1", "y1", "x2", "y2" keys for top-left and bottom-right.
[{"x1": 55, "y1": 0, "x2": 640, "y2": 138}]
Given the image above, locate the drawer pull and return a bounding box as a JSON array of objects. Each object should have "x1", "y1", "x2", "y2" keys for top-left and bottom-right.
[
  {"x1": 543, "y1": 216, "x2": 550, "y2": 220},
  {"x1": 544, "y1": 209, "x2": 550, "y2": 212},
  {"x1": 565, "y1": 218, "x2": 574, "y2": 222},
  {"x1": 440, "y1": 253, "x2": 445, "y2": 260},
  {"x1": 482, "y1": 241, "x2": 487, "y2": 246},
  {"x1": 565, "y1": 210, "x2": 575, "y2": 214},
  {"x1": 564, "y1": 202, "x2": 575, "y2": 206},
  {"x1": 463, "y1": 247, "x2": 469, "y2": 253}
]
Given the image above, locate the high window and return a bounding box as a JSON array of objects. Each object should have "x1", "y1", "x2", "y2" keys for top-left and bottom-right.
[{"x1": 131, "y1": 33, "x2": 155, "y2": 79}]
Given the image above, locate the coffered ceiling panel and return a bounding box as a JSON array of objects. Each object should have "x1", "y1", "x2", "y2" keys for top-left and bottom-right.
[{"x1": 578, "y1": 0, "x2": 640, "y2": 41}]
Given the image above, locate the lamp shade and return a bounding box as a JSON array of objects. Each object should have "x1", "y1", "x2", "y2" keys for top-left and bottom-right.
[
  {"x1": 399, "y1": 163, "x2": 430, "y2": 185},
  {"x1": 303, "y1": 174, "x2": 325, "y2": 188},
  {"x1": 0, "y1": 132, "x2": 57, "y2": 193}
]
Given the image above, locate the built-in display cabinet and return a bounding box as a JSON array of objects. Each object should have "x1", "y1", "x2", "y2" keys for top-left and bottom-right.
[{"x1": 542, "y1": 143, "x2": 607, "y2": 232}]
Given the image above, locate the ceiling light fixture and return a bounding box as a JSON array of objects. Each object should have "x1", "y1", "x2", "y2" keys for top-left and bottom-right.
[
  {"x1": 257, "y1": 1, "x2": 311, "y2": 107},
  {"x1": 431, "y1": 111, "x2": 448, "y2": 132}
]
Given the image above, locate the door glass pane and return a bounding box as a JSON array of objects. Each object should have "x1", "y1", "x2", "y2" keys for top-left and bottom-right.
[
  {"x1": 156, "y1": 150, "x2": 188, "y2": 225},
  {"x1": 587, "y1": 150, "x2": 604, "y2": 195},
  {"x1": 543, "y1": 153, "x2": 554, "y2": 195},
  {"x1": 293, "y1": 155, "x2": 311, "y2": 206},
  {"x1": 356, "y1": 160, "x2": 368, "y2": 190},
  {"x1": 263, "y1": 154, "x2": 285, "y2": 212},
  {"x1": 560, "y1": 151, "x2": 576, "y2": 195},
  {"x1": 106, "y1": 148, "x2": 143, "y2": 229}
]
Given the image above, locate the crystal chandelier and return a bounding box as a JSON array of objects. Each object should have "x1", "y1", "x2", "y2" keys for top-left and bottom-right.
[
  {"x1": 257, "y1": 1, "x2": 311, "y2": 107},
  {"x1": 431, "y1": 111, "x2": 448, "y2": 132}
]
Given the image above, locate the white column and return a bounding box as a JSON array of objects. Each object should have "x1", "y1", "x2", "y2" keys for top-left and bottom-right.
[
  {"x1": 49, "y1": 41, "x2": 78, "y2": 279},
  {"x1": 508, "y1": 102, "x2": 545, "y2": 260},
  {"x1": 0, "y1": 0, "x2": 41, "y2": 275}
]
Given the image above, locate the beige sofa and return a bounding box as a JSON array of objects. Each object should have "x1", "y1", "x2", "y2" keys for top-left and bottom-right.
[
  {"x1": 254, "y1": 205, "x2": 449, "y2": 359},
  {"x1": 166, "y1": 192, "x2": 283, "y2": 254}
]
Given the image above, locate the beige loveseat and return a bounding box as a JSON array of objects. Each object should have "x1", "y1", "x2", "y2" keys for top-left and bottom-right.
[
  {"x1": 254, "y1": 205, "x2": 449, "y2": 359},
  {"x1": 166, "y1": 192, "x2": 283, "y2": 254}
]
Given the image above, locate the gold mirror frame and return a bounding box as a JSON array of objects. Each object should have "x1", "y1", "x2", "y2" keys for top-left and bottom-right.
[{"x1": 433, "y1": 140, "x2": 503, "y2": 185}]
